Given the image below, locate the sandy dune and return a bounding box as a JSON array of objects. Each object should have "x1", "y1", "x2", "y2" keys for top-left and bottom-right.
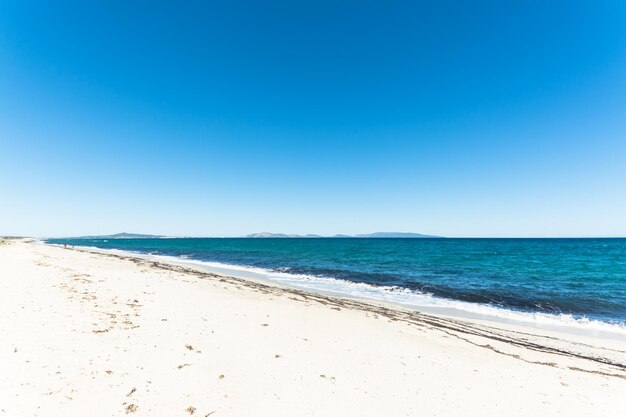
[{"x1": 1, "y1": 240, "x2": 624, "y2": 416}]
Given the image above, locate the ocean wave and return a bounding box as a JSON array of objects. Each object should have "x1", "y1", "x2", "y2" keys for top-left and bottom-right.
[
  {"x1": 45, "y1": 242, "x2": 626, "y2": 338},
  {"x1": 160, "y1": 255, "x2": 626, "y2": 338}
]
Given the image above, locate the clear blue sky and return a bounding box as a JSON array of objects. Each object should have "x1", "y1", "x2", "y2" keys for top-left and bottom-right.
[{"x1": 1, "y1": 1, "x2": 626, "y2": 237}]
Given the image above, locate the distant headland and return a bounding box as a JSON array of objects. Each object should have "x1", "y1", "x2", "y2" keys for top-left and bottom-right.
[
  {"x1": 67, "y1": 232, "x2": 166, "y2": 239},
  {"x1": 63, "y1": 231, "x2": 442, "y2": 239}
]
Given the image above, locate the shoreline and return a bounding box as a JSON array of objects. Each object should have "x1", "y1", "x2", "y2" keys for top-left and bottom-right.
[
  {"x1": 2, "y1": 240, "x2": 625, "y2": 416},
  {"x1": 42, "y1": 240, "x2": 626, "y2": 371},
  {"x1": 43, "y1": 241, "x2": 626, "y2": 341}
]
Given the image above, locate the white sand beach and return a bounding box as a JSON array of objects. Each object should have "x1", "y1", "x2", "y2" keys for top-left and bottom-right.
[{"x1": 1, "y1": 240, "x2": 624, "y2": 416}]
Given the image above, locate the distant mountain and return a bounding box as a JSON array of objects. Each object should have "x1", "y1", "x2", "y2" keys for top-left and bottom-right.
[
  {"x1": 67, "y1": 231, "x2": 441, "y2": 239},
  {"x1": 245, "y1": 232, "x2": 291, "y2": 238},
  {"x1": 245, "y1": 232, "x2": 442, "y2": 238},
  {"x1": 72, "y1": 232, "x2": 165, "y2": 239}
]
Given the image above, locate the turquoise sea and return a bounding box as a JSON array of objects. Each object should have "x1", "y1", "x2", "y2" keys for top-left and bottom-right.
[{"x1": 46, "y1": 238, "x2": 626, "y2": 332}]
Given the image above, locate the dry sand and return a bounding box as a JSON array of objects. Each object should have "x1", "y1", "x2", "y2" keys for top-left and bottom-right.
[{"x1": 1, "y1": 240, "x2": 624, "y2": 416}]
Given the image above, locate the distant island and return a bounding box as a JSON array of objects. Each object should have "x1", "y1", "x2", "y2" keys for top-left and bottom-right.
[
  {"x1": 65, "y1": 231, "x2": 442, "y2": 239},
  {"x1": 244, "y1": 232, "x2": 442, "y2": 238},
  {"x1": 70, "y1": 232, "x2": 166, "y2": 239}
]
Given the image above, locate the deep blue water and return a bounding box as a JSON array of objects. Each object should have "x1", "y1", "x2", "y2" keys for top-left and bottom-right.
[{"x1": 46, "y1": 238, "x2": 626, "y2": 325}]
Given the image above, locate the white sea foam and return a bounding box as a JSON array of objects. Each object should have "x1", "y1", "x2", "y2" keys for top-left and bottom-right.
[
  {"x1": 45, "y1": 242, "x2": 626, "y2": 338},
  {"x1": 154, "y1": 255, "x2": 626, "y2": 338}
]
